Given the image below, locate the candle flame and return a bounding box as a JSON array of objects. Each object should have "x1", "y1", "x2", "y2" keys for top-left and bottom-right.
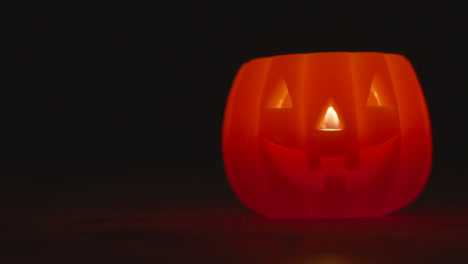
[{"x1": 320, "y1": 106, "x2": 342, "y2": 131}]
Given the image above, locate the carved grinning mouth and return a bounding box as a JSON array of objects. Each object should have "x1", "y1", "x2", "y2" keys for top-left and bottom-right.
[{"x1": 260, "y1": 134, "x2": 400, "y2": 192}]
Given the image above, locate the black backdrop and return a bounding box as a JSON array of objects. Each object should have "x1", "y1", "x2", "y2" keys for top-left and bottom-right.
[{"x1": 5, "y1": 2, "x2": 467, "y2": 204}]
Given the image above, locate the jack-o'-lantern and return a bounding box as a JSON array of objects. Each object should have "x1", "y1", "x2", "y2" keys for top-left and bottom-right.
[{"x1": 222, "y1": 52, "x2": 432, "y2": 218}]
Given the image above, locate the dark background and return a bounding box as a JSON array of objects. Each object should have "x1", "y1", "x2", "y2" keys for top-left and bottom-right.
[{"x1": 3, "y1": 2, "x2": 467, "y2": 263}]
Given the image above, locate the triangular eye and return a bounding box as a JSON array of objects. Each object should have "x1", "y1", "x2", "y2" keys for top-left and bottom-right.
[
  {"x1": 320, "y1": 106, "x2": 342, "y2": 131},
  {"x1": 266, "y1": 78, "x2": 293, "y2": 108},
  {"x1": 367, "y1": 74, "x2": 390, "y2": 107}
]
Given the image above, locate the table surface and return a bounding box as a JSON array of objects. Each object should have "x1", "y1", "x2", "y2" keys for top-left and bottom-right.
[{"x1": 2, "y1": 173, "x2": 468, "y2": 264}]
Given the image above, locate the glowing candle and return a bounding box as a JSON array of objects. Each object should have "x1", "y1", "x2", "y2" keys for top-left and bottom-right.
[{"x1": 321, "y1": 107, "x2": 342, "y2": 131}]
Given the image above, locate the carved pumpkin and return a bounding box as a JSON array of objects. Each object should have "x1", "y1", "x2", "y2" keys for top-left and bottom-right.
[{"x1": 222, "y1": 52, "x2": 432, "y2": 218}]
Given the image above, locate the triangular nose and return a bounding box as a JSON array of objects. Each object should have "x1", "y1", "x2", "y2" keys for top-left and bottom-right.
[{"x1": 320, "y1": 107, "x2": 342, "y2": 130}]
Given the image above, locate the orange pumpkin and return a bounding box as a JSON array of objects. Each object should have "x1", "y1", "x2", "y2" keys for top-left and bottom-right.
[{"x1": 222, "y1": 52, "x2": 432, "y2": 218}]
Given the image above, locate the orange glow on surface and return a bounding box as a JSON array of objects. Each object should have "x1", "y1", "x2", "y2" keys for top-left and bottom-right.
[{"x1": 222, "y1": 52, "x2": 432, "y2": 219}]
